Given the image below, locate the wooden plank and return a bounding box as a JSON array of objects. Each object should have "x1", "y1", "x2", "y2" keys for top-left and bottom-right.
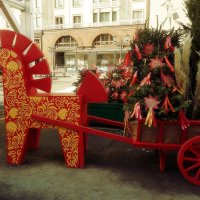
[{"x1": 0, "y1": 0, "x2": 20, "y2": 33}]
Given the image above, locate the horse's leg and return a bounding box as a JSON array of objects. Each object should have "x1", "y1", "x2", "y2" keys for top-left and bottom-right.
[
  {"x1": 6, "y1": 127, "x2": 29, "y2": 165},
  {"x1": 58, "y1": 128, "x2": 84, "y2": 168}
]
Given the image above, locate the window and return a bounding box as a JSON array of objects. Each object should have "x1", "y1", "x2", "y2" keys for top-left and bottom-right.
[
  {"x1": 132, "y1": 10, "x2": 144, "y2": 24},
  {"x1": 55, "y1": 0, "x2": 63, "y2": 8},
  {"x1": 35, "y1": 0, "x2": 39, "y2": 8},
  {"x1": 34, "y1": 38, "x2": 41, "y2": 49},
  {"x1": 93, "y1": 13, "x2": 97, "y2": 23},
  {"x1": 73, "y1": 16, "x2": 81, "y2": 27},
  {"x1": 56, "y1": 36, "x2": 78, "y2": 47},
  {"x1": 35, "y1": 14, "x2": 40, "y2": 27},
  {"x1": 73, "y1": 0, "x2": 82, "y2": 7},
  {"x1": 55, "y1": 17, "x2": 63, "y2": 25},
  {"x1": 112, "y1": 12, "x2": 117, "y2": 21},
  {"x1": 93, "y1": 34, "x2": 114, "y2": 46},
  {"x1": 133, "y1": 10, "x2": 143, "y2": 19},
  {"x1": 73, "y1": 16, "x2": 81, "y2": 24},
  {"x1": 100, "y1": 12, "x2": 110, "y2": 22},
  {"x1": 66, "y1": 55, "x2": 75, "y2": 67}
]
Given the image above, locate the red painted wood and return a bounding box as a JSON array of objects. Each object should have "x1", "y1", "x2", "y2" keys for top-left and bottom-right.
[
  {"x1": 31, "y1": 114, "x2": 133, "y2": 144},
  {"x1": 79, "y1": 131, "x2": 85, "y2": 168},
  {"x1": 29, "y1": 59, "x2": 51, "y2": 75},
  {"x1": 30, "y1": 77, "x2": 52, "y2": 93},
  {"x1": 0, "y1": 30, "x2": 16, "y2": 48},
  {"x1": 178, "y1": 136, "x2": 200, "y2": 186},
  {"x1": 133, "y1": 141, "x2": 181, "y2": 150},
  {"x1": 0, "y1": 30, "x2": 32, "y2": 54},
  {"x1": 77, "y1": 71, "x2": 108, "y2": 103},
  {"x1": 23, "y1": 43, "x2": 44, "y2": 63}
]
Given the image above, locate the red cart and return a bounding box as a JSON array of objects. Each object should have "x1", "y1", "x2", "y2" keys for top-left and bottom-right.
[{"x1": 33, "y1": 71, "x2": 200, "y2": 186}]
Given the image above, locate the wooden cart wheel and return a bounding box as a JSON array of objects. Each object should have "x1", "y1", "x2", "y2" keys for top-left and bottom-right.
[{"x1": 177, "y1": 136, "x2": 200, "y2": 186}]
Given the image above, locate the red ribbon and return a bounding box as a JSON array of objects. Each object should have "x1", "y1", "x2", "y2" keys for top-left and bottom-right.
[
  {"x1": 164, "y1": 36, "x2": 174, "y2": 52},
  {"x1": 129, "y1": 71, "x2": 138, "y2": 86},
  {"x1": 130, "y1": 102, "x2": 142, "y2": 119},
  {"x1": 161, "y1": 70, "x2": 172, "y2": 87},
  {"x1": 161, "y1": 94, "x2": 175, "y2": 113},
  {"x1": 179, "y1": 110, "x2": 189, "y2": 130},
  {"x1": 123, "y1": 52, "x2": 131, "y2": 66},
  {"x1": 164, "y1": 56, "x2": 175, "y2": 73},
  {"x1": 140, "y1": 72, "x2": 151, "y2": 86},
  {"x1": 111, "y1": 91, "x2": 118, "y2": 99},
  {"x1": 135, "y1": 44, "x2": 142, "y2": 60},
  {"x1": 120, "y1": 91, "x2": 127, "y2": 103}
]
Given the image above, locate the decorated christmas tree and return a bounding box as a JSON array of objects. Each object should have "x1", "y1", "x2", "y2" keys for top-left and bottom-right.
[
  {"x1": 125, "y1": 27, "x2": 190, "y2": 128},
  {"x1": 102, "y1": 58, "x2": 133, "y2": 104}
]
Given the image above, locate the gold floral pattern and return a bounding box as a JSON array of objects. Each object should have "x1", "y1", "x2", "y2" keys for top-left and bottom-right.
[
  {"x1": 58, "y1": 128, "x2": 79, "y2": 167},
  {"x1": 0, "y1": 48, "x2": 82, "y2": 167},
  {"x1": 6, "y1": 60, "x2": 19, "y2": 71},
  {"x1": 8, "y1": 108, "x2": 19, "y2": 118},
  {"x1": 6, "y1": 121, "x2": 17, "y2": 133},
  {"x1": 58, "y1": 108, "x2": 68, "y2": 120}
]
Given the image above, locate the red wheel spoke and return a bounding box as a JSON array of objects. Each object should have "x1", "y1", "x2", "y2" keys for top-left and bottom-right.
[
  {"x1": 186, "y1": 162, "x2": 200, "y2": 172},
  {"x1": 183, "y1": 157, "x2": 200, "y2": 162},
  {"x1": 178, "y1": 136, "x2": 200, "y2": 186},
  {"x1": 192, "y1": 144, "x2": 200, "y2": 151},
  {"x1": 195, "y1": 169, "x2": 200, "y2": 180},
  {"x1": 189, "y1": 147, "x2": 200, "y2": 158}
]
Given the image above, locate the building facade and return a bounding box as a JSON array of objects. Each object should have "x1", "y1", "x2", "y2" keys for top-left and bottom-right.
[
  {"x1": 33, "y1": 0, "x2": 148, "y2": 72},
  {"x1": 0, "y1": 0, "x2": 189, "y2": 73}
]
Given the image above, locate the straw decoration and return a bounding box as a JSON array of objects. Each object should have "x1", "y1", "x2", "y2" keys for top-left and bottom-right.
[{"x1": 193, "y1": 61, "x2": 200, "y2": 113}]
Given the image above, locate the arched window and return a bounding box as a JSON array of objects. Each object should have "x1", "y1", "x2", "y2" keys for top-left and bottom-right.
[
  {"x1": 93, "y1": 34, "x2": 114, "y2": 47},
  {"x1": 56, "y1": 36, "x2": 78, "y2": 47}
]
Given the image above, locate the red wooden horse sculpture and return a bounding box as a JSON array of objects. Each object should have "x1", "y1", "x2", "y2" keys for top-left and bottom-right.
[{"x1": 0, "y1": 30, "x2": 108, "y2": 167}]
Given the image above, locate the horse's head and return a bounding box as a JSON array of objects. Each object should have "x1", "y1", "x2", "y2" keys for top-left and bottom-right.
[{"x1": 0, "y1": 30, "x2": 52, "y2": 95}]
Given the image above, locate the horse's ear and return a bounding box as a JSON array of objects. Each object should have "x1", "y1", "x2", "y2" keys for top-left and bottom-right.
[
  {"x1": 0, "y1": 30, "x2": 16, "y2": 49},
  {"x1": 77, "y1": 71, "x2": 108, "y2": 103},
  {"x1": 0, "y1": 30, "x2": 32, "y2": 53}
]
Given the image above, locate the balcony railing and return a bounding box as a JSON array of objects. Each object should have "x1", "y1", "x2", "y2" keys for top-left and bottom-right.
[
  {"x1": 93, "y1": 0, "x2": 119, "y2": 8},
  {"x1": 38, "y1": 19, "x2": 145, "y2": 30}
]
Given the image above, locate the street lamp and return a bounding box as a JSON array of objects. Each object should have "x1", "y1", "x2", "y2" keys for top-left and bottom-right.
[{"x1": 113, "y1": 34, "x2": 130, "y2": 63}]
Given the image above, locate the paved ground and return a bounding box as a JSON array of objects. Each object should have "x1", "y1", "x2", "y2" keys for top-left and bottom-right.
[
  {"x1": 0, "y1": 126, "x2": 200, "y2": 200},
  {"x1": 0, "y1": 73, "x2": 200, "y2": 199}
]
